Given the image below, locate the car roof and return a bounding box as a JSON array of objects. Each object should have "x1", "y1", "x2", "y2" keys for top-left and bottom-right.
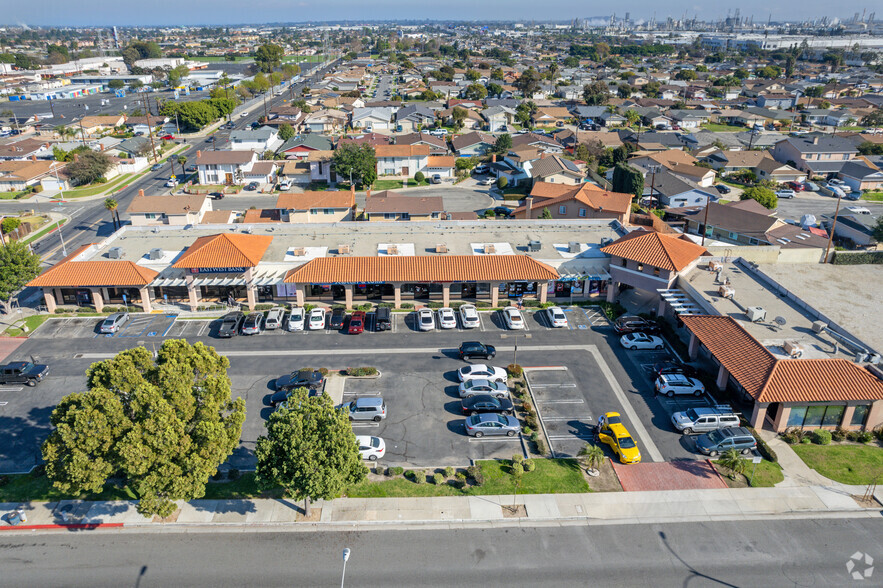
[
  {"x1": 721, "y1": 427, "x2": 752, "y2": 437},
  {"x1": 607, "y1": 422, "x2": 632, "y2": 439},
  {"x1": 660, "y1": 374, "x2": 693, "y2": 384},
  {"x1": 354, "y1": 397, "x2": 383, "y2": 407}
]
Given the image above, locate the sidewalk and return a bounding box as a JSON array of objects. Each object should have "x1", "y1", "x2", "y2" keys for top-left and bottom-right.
[{"x1": 2, "y1": 483, "x2": 879, "y2": 532}]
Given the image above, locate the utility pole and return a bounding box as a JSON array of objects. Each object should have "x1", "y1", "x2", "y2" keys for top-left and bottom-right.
[
  {"x1": 647, "y1": 164, "x2": 660, "y2": 209},
  {"x1": 142, "y1": 93, "x2": 158, "y2": 162},
  {"x1": 77, "y1": 118, "x2": 87, "y2": 147},
  {"x1": 823, "y1": 189, "x2": 844, "y2": 263},
  {"x1": 701, "y1": 197, "x2": 712, "y2": 246}
]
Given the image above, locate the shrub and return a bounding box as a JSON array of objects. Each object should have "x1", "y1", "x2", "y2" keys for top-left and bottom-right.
[
  {"x1": 346, "y1": 366, "x2": 378, "y2": 377},
  {"x1": 522, "y1": 400, "x2": 534, "y2": 415},
  {"x1": 857, "y1": 431, "x2": 873, "y2": 443},
  {"x1": 303, "y1": 304, "x2": 316, "y2": 313},
  {"x1": 511, "y1": 462, "x2": 524, "y2": 476},
  {"x1": 530, "y1": 431, "x2": 539, "y2": 443},
  {"x1": 467, "y1": 464, "x2": 484, "y2": 486},
  {"x1": 432, "y1": 473, "x2": 444, "y2": 485},
  {"x1": 512, "y1": 454, "x2": 524, "y2": 465},
  {"x1": 875, "y1": 426, "x2": 883, "y2": 443},
  {"x1": 455, "y1": 471, "x2": 467, "y2": 482},
  {"x1": 390, "y1": 466, "x2": 404, "y2": 476},
  {"x1": 781, "y1": 427, "x2": 807, "y2": 444},
  {"x1": 748, "y1": 427, "x2": 777, "y2": 463},
  {"x1": 801, "y1": 437, "x2": 811, "y2": 444},
  {"x1": 523, "y1": 459, "x2": 535, "y2": 472},
  {"x1": 846, "y1": 430, "x2": 862, "y2": 442},
  {"x1": 0, "y1": 474, "x2": 10, "y2": 487},
  {"x1": 400, "y1": 303, "x2": 414, "y2": 309},
  {"x1": 811, "y1": 430, "x2": 832, "y2": 445},
  {"x1": 212, "y1": 470, "x2": 225, "y2": 481},
  {"x1": 525, "y1": 414, "x2": 539, "y2": 430},
  {"x1": 831, "y1": 427, "x2": 847, "y2": 442},
  {"x1": 427, "y1": 302, "x2": 442, "y2": 309},
  {"x1": 1, "y1": 217, "x2": 21, "y2": 234},
  {"x1": 535, "y1": 438, "x2": 548, "y2": 455},
  {"x1": 404, "y1": 469, "x2": 414, "y2": 479},
  {"x1": 444, "y1": 466, "x2": 454, "y2": 478},
  {"x1": 522, "y1": 426, "x2": 533, "y2": 435},
  {"x1": 227, "y1": 468, "x2": 240, "y2": 480},
  {"x1": 507, "y1": 364, "x2": 523, "y2": 378},
  {"x1": 496, "y1": 176, "x2": 508, "y2": 189},
  {"x1": 413, "y1": 470, "x2": 425, "y2": 484},
  {"x1": 414, "y1": 171, "x2": 425, "y2": 183}
]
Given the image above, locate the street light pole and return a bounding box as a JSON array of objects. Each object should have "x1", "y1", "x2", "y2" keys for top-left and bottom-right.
[
  {"x1": 340, "y1": 548, "x2": 351, "y2": 588},
  {"x1": 823, "y1": 189, "x2": 844, "y2": 263},
  {"x1": 56, "y1": 219, "x2": 67, "y2": 257}
]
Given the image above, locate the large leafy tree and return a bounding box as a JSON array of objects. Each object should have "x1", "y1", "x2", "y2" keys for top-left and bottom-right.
[
  {"x1": 494, "y1": 133, "x2": 512, "y2": 154},
  {"x1": 332, "y1": 143, "x2": 377, "y2": 187},
  {"x1": 254, "y1": 43, "x2": 284, "y2": 73},
  {"x1": 42, "y1": 340, "x2": 246, "y2": 517},
  {"x1": 255, "y1": 388, "x2": 366, "y2": 516},
  {"x1": 66, "y1": 150, "x2": 112, "y2": 186},
  {"x1": 515, "y1": 67, "x2": 541, "y2": 98},
  {"x1": 582, "y1": 81, "x2": 609, "y2": 106},
  {"x1": 0, "y1": 240, "x2": 41, "y2": 314},
  {"x1": 612, "y1": 162, "x2": 644, "y2": 199},
  {"x1": 740, "y1": 186, "x2": 778, "y2": 210},
  {"x1": 278, "y1": 123, "x2": 295, "y2": 142}
]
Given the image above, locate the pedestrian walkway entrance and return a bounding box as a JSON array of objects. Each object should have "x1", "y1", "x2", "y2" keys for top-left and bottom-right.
[{"x1": 612, "y1": 460, "x2": 728, "y2": 491}]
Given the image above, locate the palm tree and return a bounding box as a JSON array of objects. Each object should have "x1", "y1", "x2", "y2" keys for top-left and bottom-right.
[
  {"x1": 578, "y1": 443, "x2": 605, "y2": 475},
  {"x1": 718, "y1": 448, "x2": 747, "y2": 480},
  {"x1": 104, "y1": 198, "x2": 119, "y2": 231},
  {"x1": 177, "y1": 155, "x2": 187, "y2": 177}
]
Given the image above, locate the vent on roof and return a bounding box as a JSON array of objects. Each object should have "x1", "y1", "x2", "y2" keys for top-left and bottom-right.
[
  {"x1": 528, "y1": 240, "x2": 541, "y2": 252},
  {"x1": 483, "y1": 244, "x2": 496, "y2": 254},
  {"x1": 568, "y1": 241, "x2": 581, "y2": 253},
  {"x1": 338, "y1": 244, "x2": 351, "y2": 255},
  {"x1": 107, "y1": 247, "x2": 124, "y2": 259},
  {"x1": 387, "y1": 245, "x2": 399, "y2": 256},
  {"x1": 436, "y1": 244, "x2": 448, "y2": 253},
  {"x1": 148, "y1": 248, "x2": 164, "y2": 260},
  {"x1": 600, "y1": 237, "x2": 613, "y2": 247},
  {"x1": 293, "y1": 247, "x2": 306, "y2": 257}
]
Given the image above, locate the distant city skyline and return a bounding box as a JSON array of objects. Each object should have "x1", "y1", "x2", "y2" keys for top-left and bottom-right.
[{"x1": 5, "y1": 1, "x2": 880, "y2": 28}]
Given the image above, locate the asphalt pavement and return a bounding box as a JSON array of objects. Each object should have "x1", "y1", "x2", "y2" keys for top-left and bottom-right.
[{"x1": 1, "y1": 518, "x2": 880, "y2": 586}]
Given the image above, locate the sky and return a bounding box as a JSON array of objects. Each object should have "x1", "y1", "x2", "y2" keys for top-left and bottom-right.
[{"x1": 4, "y1": 1, "x2": 869, "y2": 27}]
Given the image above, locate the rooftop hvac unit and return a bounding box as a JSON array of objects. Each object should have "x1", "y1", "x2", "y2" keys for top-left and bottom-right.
[
  {"x1": 568, "y1": 241, "x2": 581, "y2": 253},
  {"x1": 718, "y1": 285, "x2": 734, "y2": 299},
  {"x1": 292, "y1": 247, "x2": 306, "y2": 257},
  {"x1": 436, "y1": 244, "x2": 448, "y2": 253},
  {"x1": 338, "y1": 244, "x2": 351, "y2": 255},
  {"x1": 708, "y1": 260, "x2": 722, "y2": 272},
  {"x1": 746, "y1": 306, "x2": 766, "y2": 322},
  {"x1": 528, "y1": 240, "x2": 541, "y2": 252},
  {"x1": 107, "y1": 247, "x2": 124, "y2": 259},
  {"x1": 811, "y1": 320, "x2": 827, "y2": 334},
  {"x1": 483, "y1": 244, "x2": 496, "y2": 254},
  {"x1": 600, "y1": 237, "x2": 613, "y2": 247},
  {"x1": 148, "y1": 248, "x2": 164, "y2": 260},
  {"x1": 387, "y1": 245, "x2": 399, "y2": 256}
]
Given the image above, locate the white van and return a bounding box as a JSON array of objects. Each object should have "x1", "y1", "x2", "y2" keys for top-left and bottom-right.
[{"x1": 264, "y1": 307, "x2": 286, "y2": 330}]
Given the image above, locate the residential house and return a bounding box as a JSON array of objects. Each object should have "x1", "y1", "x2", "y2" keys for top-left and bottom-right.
[
  {"x1": 74, "y1": 115, "x2": 126, "y2": 137},
  {"x1": 364, "y1": 192, "x2": 445, "y2": 221},
  {"x1": 114, "y1": 136, "x2": 152, "y2": 158},
  {"x1": 668, "y1": 109, "x2": 709, "y2": 129},
  {"x1": 630, "y1": 149, "x2": 699, "y2": 173},
  {"x1": 532, "y1": 107, "x2": 572, "y2": 128},
  {"x1": 242, "y1": 161, "x2": 278, "y2": 185},
  {"x1": 569, "y1": 105, "x2": 609, "y2": 124},
  {"x1": 755, "y1": 93, "x2": 797, "y2": 109},
  {"x1": 337, "y1": 132, "x2": 392, "y2": 148},
  {"x1": 276, "y1": 134, "x2": 334, "y2": 160},
  {"x1": 275, "y1": 190, "x2": 354, "y2": 223},
  {"x1": 754, "y1": 157, "x2": 805, "y2": 183},
  {"x1": 352, "y1": 107, "x2": 395, "y2": 131},
  {"x1": 482, "y1": 106, "x2": 516, "y2": 132},
  {"x1": 0, "y1": 138, "x2": 52, "y2": 161},
  {"x1": 268, "y1": 105, "x2": 306, "y2": 125},
  {"x1": 644, "y1": 170, "x2": 718, "y2": 209},
  {"x1": 438, "y1": 106, "x2": 484, "y2": 130},
  {"x1": 825, "y1": 212, "x2": 879, "y2": 248},
  {"x1": 126, "y1": 192, "x2": 212, "y2": 226},
  {"x1": 622, "y1": 131, "x2": 685, "y2": 150},
  {"x1": 680, "y1": 131, "x2": 744, "y2": 151},
  {"x1": 526, "y1": 154, "x2": 583, "y2": 186},
  {"x1": 122, "y1": 116, "x2": 162, "y2": 136},
  {"x1": 703, "y1": 149, "x2": 771, "y2": 173},
  {"x1": 665, "y1": 201, "x2": 803, "y2": 246},
  {"x1": 394, "y1": 105, "x2": 436, "y2": 132},
  {"x1": 307, "y1": 150, "x2": 335, "y2": 183},
  {"x1": 396, "y1": 132, "x2": 449, "y2": 155},
  {"x1": 771, "y1": 135, "x2": 858, "y2": 176},
  {"x1": 511, "y1": 132, "x2": 564, "y2": 154},
  {"x1": 302, "y1": 110, "x2": 347, "y2": 134},
  {"x1": 451, "y1": 131, "x2": 496, "y2": 156},
  {"x1": 423, "y1": 156, "x2": 457, "y2": 179},
  {"x1": 199, "y1": 210, "x2": 236, "y2": 225},
  {"x1": 837, "y1": 161, "x2": 883, "y2": 192},
  {"x1": 0, "y1": 159, "x2": 67, "y2": 191},
  {"x1": 229, "y1": 126, "x2": 283, "y2": 153},
  {"x1": 278, "y1": 160, "x2": 312, "y2": 185},
  {"x1": 512, "y1": 182, "x2": 631, "y2": 224},
  {"x1": 195, "y1": 149, "x2": 258, "y2": 185},
  {"x1": 375, "y1": 144, "x2": 430, "y2": 177},
  {"x1": 801, "y1": 109, "x2": 856, "y2": 127}
]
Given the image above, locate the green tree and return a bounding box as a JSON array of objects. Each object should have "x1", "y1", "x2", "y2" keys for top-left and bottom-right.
[
  {"x1": 540, "y1": 207, "x2": 553, "y2": 219},
  {"x1": 465, "y1": 69, "x2": 481, "y2": 81},
  {"x1": 66, "y1": 151, "x2": 112, "y2": 186},
  {"x1": 332, "y1": 143, "x2": 377, "y2": 187},
  {"x1": 582, "y1": 81, "x2": 609, "y2": 105},
  {"x1": 494, "y1": 133, "x2": 512, "y2": 154},
  {"x1": 254, "y1": 43, "x2": 284, "y2": 73},
  {"x1": 486, "y1": 82, "x2": 503, "y2": 98},
  {"x1": 803, "y1": 85, "x2": 824, "y2": 98},
  {"x1": 674, "y1": 69, "x2": 698, "y2": 81},
  {"x1": 872, "y1": 216, "x2": 883, "y2": 243},
  {"x1": 497, "y1": 176, "x2": 508, "y2": 190},
  {"x1": 451, "y1": 106, "x2": 467, "y2": 130},
  {"x1": 617, "y1": 83, "x2": 632, "y2": 99},
  {"x1": 718, "y1": 448, "x2": 747, "y2": 480},
  {"x1": 740, "y1": 186, "x2": 778, "y2": 209},
  {"x1": 176, "y1": 155, "x2": 188, "y2": 177},
  {"x1": 121, "y1": 41, "x2": 161, "y2": 67},
  {"x1": 42, "y1": 340, "x2": 246, "y2": 517},
  {"x1": 578, "y1": 443, "x2": 605, "y2": 472},
  {"x1": 612, "y1": 162, "x2": 644, "y2": 198},
  {"x1": 515, "y1": 67, "x2": 540, "y2": 98},
  {"x1": 103, "y1": 198, "x2": 119, "y2": 231},
  {"x1": 107, "y1": 79, "x2": 125, "y2": 90},
  {"x1": 464, "y1": 83, "x2": 487, "y2": 101},
  {"x1": 167, "y1": 64, "x2": 190, "y2": 88},
  {"x1": 255, "y1": 387, "x2": 366, "y2": 516},
  {"x1": 0, "y1": 240, "x2": 41, "y2": 314},
  {"x1": 624, "y1": 109, "x2": 641, "y2": 128},
  {"x1": 857, "y1": 141, "x2": 883, "y2": 156},
  {"x1": 860, "y1": 110, "x2": 883, "y2": 128},
  {"x1": 278, "y1": 123, "x2": 295, "y2": 142}
]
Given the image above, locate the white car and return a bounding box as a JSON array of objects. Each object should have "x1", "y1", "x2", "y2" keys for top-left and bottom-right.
[
  {"x1": 240, "y1": 111, "x2": 249, "y2": 117},
  {"x1": 547, "y1": 306, "x2": 568, "y2": 328},
  {"x1": 502, "y1": 307, "x2": 525, "y2": 330},
  {"x1": 356, "y1": 435, "x2": 386, "y2": 461},
  {"x1": 278, "y1": 180, "x2": 292, "y2": 191},
  {"x1": 438, "y1": 307, "x2": 457, "y2": 329},
  {"x1": 457, "y1": 364, "x2": 507, "y2": 383},
  {"x1": 775, "y1": 189, "x2": 795, "y2": 199},
  {"x1": 286, "y1": 307, "x2": 305, "y2": 331},
  {"x1": 417, "y1": 308, "x2": 434, "y2": 331},
  {"x1": 165, "y1": 178, "x2": 177, "y2": 188},
  {"x1": 308, "y1": 307, "x2": 326, "y2": 330},
  {"x1": 459, "y1": 304, "x2": 480, "y2": 329},
  {"x1": 846, "y1": 206, "x2": 871, "y2": 215},
  {"x1": 620, "y1": 332, "x2": 665, "y2": 350}
]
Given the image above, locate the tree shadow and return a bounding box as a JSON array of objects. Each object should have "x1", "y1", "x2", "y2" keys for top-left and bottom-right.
[
  {"x1": 0, "y1": 406, "x2": 54, "y2": 474},
  {"x1": 191, "y1": 498, "x2": 257, "y2": 514}
]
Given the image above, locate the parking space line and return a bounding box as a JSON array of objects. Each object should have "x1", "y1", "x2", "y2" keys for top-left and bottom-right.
[
  {"x1": 547, "y1": 435, "x2": 595, "y2": 440},
  {"x1": 467, "y1": 436, "x2": 522, "y2": 443},
  {"x1": 0, "y1": 387, "x2": 23, "y2": 392},
  {"x1": 161, "y1": 315, "x2": 178, "y2": 336},
  {"x1": 197, "y1": 322, "x2": 209, "y2": 337},
  {"x1": 530, "y1": 383, "x2": 577, "y2": 388},
  {"x1": 539, "y1": 399, "x2": 585, "y2": 404},
  {"x1": 541, "y1": 416, "x2": 593, "y2": 421},
  {"x1": 350, "y1": 422, "x2": 380, "y2": 428}
]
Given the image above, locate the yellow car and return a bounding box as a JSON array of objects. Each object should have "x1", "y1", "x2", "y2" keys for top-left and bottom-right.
[{"x1": 597, "y1": 412, "x2": 641, "y2": 464}]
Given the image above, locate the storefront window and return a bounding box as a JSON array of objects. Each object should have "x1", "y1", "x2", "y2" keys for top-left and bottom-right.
[
  {"x1": 787, "y1": 405, "x2": 846, "y2": 428},
  {"x1": 803, "y1": 405, "x2": 826, "y2": 427},
  {"x1": 787, "y1": 406, "x2": 807, "y2": 428},
  {"x1": 821, "y1": 405, "x2": 844, "y2": 427},
  {"x1": 851, "y1": 405, "x2": 870, "y2": 427}
]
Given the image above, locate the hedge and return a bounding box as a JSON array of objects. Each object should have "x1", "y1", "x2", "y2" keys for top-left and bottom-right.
[
  {"x1": 748, "y1": 426, "x2": 777, "y2": 463},
  {"x1": 832, "y1": 251, "x2": 883, "y2": 265},
  {"x1": 345, "y1": 367, "x2": 378, "y2": 377}
]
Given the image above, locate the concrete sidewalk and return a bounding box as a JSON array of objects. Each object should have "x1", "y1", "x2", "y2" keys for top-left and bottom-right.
[{"x1": 2, "y1": 484, "x2": 879, "y2": 533}]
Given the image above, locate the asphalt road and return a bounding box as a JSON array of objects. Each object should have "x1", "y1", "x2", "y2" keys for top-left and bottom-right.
[
  {"x1": 774, "y1": 190, "x2": 883, "y2": 222},
  {"x1": 1, "y1": 518, "x2": 881, "y2": 587}
]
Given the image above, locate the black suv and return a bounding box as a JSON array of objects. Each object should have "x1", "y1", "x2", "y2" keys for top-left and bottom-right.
[
  {"x1": 218, "y1": 312, "x2": 245, "y2": 338},
  {"x1": 375, "y1": 307, "x2": 392, "y2": 331},
  {"x1": 458, "y1": 341, "x2": 496, "y2": 360},
  {"x1": 613, "y1": 315, "x2": 661, "y2": 334},
  {"x1": 652, "y1": 361, "x2": 699, "y2": 378},
  {"x1": 329, "y1": 308, "x2": 347, "y2": 330},
  {"x1": 270, "y1": 370, "x2": 326, "y2": 406},
  {"x1": 0, "y1": 361, "x2": 50, "y2": 386}
]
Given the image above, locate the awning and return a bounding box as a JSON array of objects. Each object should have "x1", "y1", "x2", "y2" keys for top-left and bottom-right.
[
  {"x1": 151, "y1": 277, "x2": 187, "y2": 287},
  {"x1": 252, "y1": 268, "x2": 288, "y2": 286},
  {"x1": 192, "y1": 276, "x2": 247, "y2": 287},
  {"x1": 556, "y1": 267, "x2": 610, "y2": 282},
  {"x1": 658, "y1": 289, "x2": 705, "y2": 315}
]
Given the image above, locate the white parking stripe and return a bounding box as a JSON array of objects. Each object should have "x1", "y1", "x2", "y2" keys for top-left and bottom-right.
[
  {"x1": 467, "y1": 436, "x2": 522, "y2": 443},
  {"x1": 539, "y1": 399, "x2": 585, "y2": 404}
]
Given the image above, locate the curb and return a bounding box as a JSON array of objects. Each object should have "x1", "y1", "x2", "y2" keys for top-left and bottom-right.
[{"x1": 0, "y1": 522, "x2": 124, "y2": 531}]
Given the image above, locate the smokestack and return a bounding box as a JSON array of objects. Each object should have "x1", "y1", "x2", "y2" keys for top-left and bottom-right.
[
  {"x1": 492, "y1": 154, "x2": 496, "y2": 163},
  {"x1": 31, "y1": 155, "x2": 37, "y2": 162},
  {"x1": 197, "y1": 150, "x2": 202, "y2": 159},
  {"x1": 525, "y1": 196, "x2": 533, "y2": 220},
  {"x1": 366, "y1": 189, "x2": 371, "y2": 199},
  {"x1": 139, "y1": 189, "x2": 145, "y2": 197}
]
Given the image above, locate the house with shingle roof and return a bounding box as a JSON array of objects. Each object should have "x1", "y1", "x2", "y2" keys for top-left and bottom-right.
[
  {"x1": 513, "y1": 182, "x2": 631, "y2": 223},
  {"x1": 195, "y1": 149, "x2": 258, "y2": 185},
  {"x1": 375, "y1": 144, "x2": 430, "y2": 177},
  {"x1": 364, "y1": 191, "x2": 445, "y2": 221},
  {"x1": 526, "y1": 154, "x2": 583, "y2": 186},
  {"x1": 276, "y1": 134, "x2": 333, "y2": 160},
  {"x1": 275, "y1": 190, "x2": 355, "y2": 223},
  {"x1": 771, "y1": 135, "x2": 858, "y2": 175},
  {"x1": 126, "y1": 192, "x2": 212, "y2": 226},
  {"x1": 396, "y1": 132, "x2": 449, "y2": 155},
  {"x1": 394, "y1": 105, "x2": 436, "y2": 132}
]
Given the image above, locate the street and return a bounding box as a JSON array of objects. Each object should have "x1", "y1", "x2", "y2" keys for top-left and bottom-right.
[{"x1": 1, "y1": 518, "x2": 880, "y2": 586}]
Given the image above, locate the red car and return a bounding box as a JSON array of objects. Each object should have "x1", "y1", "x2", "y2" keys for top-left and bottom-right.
[
  {"x1": 347, "y1": 311, "x2": 365, "y2": 335},
  {"x1": 789, "y1": 181, "x2": 805, "y2": 192},
  {"x1": 160, "y1": 134, "x2": 175, "y2": 140}
]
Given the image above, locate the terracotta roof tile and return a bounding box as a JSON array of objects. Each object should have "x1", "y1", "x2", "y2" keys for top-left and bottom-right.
[
  {"x1": 601, "y1": 230, "x2": 708, "y2": 272},
  {"x1": 29, "y1": 250, "x2": 159, "y2": 288},
  {"x1": 284, "y1": 255, "x2": 558, "y2": 284},
  {"x1": 375, "y1": 144, "x2": 431, "y2": 158},
  {"x1": 426, "y1": 156, "x2": 457, "y2": 168},
  {"x1": 173, "y1": 233, "x2": 273, "y2": 269}
]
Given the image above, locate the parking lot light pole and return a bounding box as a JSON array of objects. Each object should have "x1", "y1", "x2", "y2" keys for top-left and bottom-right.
[{"x1": 340, "y1": 548, "x2": 351, "y2": 588}]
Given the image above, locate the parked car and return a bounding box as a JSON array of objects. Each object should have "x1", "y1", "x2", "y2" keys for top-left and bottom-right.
[
  {"x1": 478, "y1": 178, "x2": 495, "y2": 187},
  {"x1": 459, "y1": 305, "x2": 480, "y2": 329},
  {"x1": 210, "y1": 192, "x2": 224, "y2": 200},
  {"x1": 348, "y1": 311, "x2": 365, "y2": 334},
  {"x1": 329, "y1": 308, "x2": 347, "y2": 330},
  {"x1": 279, "y1": 180, "x2": 292, "y2": 191},
  {"x1": 845, "y1": 189, "x2": 862, "y2": 201},
  {"x1": 150, "y1": 163, "x2": 164, "y2": 171},
  {"x1": 461, "y1": 394, "x2": 514, "y2": 416},
  {"x1": 356, "y1": 435, "x2": 386, "y2": 461},
  {"x1": 613, "y1": 315, "x2": 660, "y2": 334},
  {"x1": 803, "y1": 181, "x2": 820, "y2": 192},
  {"x1": 491, "y1": 206, "x2": 512, "y2": 217},
  {"x1": 655, "y1": 373, "x2": 706, "y2": 397},
  {"x1": 100, "y1": 312, "x2": 129, "y2": 334},
  {"x1": 458, "y1": 341, "x2": 495, "y2": 360},
  {"x1": 596, "y1": 412, "x2": 641, "y2": 464},
  {"x1": 165, "y1": 178, "x2": 178, "y2": 188},
  {"x1": 457, "y1": 364, "x2": 507, "y2": 383},
  {"x1": 845, "y1": 206, "x2": 871, "y2": 215},
  {"x1": 620, "y1": 332, "x2": 665, "y2": 350},
  {"x1": 438, "y1": 307, "x2": 456, "y2": 329},
  {"x1": 308, "y1": 308, "x2": 327, "y2": 330},
  {"x1": 546, "y1": 306, "x2": 567, "y2": 328},
  {"x1": 0, "y1": 361, "x2": 49, "y2": 386},
  {"x1": 160, "y1": 134, "x2": 175, "y2": 140},
  {"x1": 286, "y1": 307, "x2": 305, "y2": 331},
  {"x1": 502, "y1": 307, "x2": 525, "y2": 330},
  {"x1": 464, "y1": 413, "x2": 521, "y2": 437},
  {"x1": 473, "y1": 164, "x2": 489, "y2": 174},
  {"x1": 652, "y1": 361, "x2": 698, "y2": 378},
  {"x1": 416, "y1": 308, "x2": 435, "y2": 331},
  {"x1": 671, "y1": 406, "x2": 740, "y2": 435},
  {"x1": 245, "y1": 181, "x2": 259, "y2": 191},
  {"x1": 375, "y1": 307, "x2": 392, "y2": 331},
  {"x1": 343, "y1": 397, "x2": 387, "y2": 422},
  {"x1": 788, "y1": 181, "x2": 805, "y2": 192},
  {"x1": 185, "y1": 165, "x2": 197, "y2": 173},
  {"x1": 695, "y1": 427, "x2": 757, "y2": 456},
  {"x1": 714, "y1": 184, "x2": 731, "y2": 194},
  {"x1": 429, "y1": 128, "x2": 448, "y2": 137},
  {"x1": 270, "y1": 370, "x2": 326, "y2": 406},
  {"x1": 218, "y1": 312, "x2": 245, "y2": 338},
  {"x1": 775, "y1": 189, "x2": 796, "y2": 199},
  {"x1": 241, "y1": 312, "x2": 263, "y2": 335},
  {"x1": 264, "y1": 307, "x2": 285, "y2": 330},
  {"x1": 458, "y1": 378, "x2": 508, "y2": 399}
]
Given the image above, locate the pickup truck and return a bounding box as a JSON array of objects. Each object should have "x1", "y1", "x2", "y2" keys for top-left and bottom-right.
[{"x1": 0, "y1": 361, "x2": 50, "y2": 386}]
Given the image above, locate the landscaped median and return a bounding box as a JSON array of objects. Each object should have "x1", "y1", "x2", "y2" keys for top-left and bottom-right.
[{"x1": 2, "y1": 314, "x2": 50, "y2": 337}]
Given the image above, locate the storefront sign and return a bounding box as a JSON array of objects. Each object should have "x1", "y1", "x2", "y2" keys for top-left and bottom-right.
[{"x1": 189, "y1": 267, "x2": 247, "y2": 274}]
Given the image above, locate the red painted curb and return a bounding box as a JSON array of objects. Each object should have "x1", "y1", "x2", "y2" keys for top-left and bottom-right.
[{"x1": 1, "y1": 522, "x2": 124, "y2": 531}]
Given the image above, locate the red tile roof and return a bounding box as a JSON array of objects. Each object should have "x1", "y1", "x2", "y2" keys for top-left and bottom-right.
[
  {"x1": 515, "y1": 182, "x2": 632, "y2": 216},
  {"x1": 375, "y1": 144, "x2": 431, "y2": 158},
  {"x1": 173, "y1": 233, "x2": 273, "y2": 269},
  {"x1": 28, "y1": 244, "x2": 159, "y2": 288},
  {"x1": 284, "y1": 255, "x2": 558, "y2": 284},
  {"x1": 601, "y1": 230, "x2": 708, "y2": 272}
]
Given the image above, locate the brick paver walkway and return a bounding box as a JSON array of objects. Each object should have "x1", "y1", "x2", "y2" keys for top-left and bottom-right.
[{"x1": 612, "y1": 460, "x2": 728, "y2": 491}]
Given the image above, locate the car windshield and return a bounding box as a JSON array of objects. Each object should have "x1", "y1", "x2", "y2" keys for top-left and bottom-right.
[
  {"x1": 496, "y1": 415, "x2": 508, "y2": 424},
  {"x1": 606, "y1": 415, "x2": 622, "y2": 425},
  {"x1": 370, "y1": 437, "x2": 380, "y2": 448},
  {"x1": 350, "y1": 320, "x2": 361, "y2": 327},
  {"x1": 706, "y1": 430, "x2": 724, "y2": 444},
  {"x1": 102, "y1": 318, "x2": 114, "y2": 326},
  {"x1": 619, "y1": 436, "x2": 636, "y2": 449},
  {"x1": 552, "y1": 310, "x2": 564, "y2": 319},
  {"x1": 685, "y1": 409, "x2": 699, "y2": 420}
]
